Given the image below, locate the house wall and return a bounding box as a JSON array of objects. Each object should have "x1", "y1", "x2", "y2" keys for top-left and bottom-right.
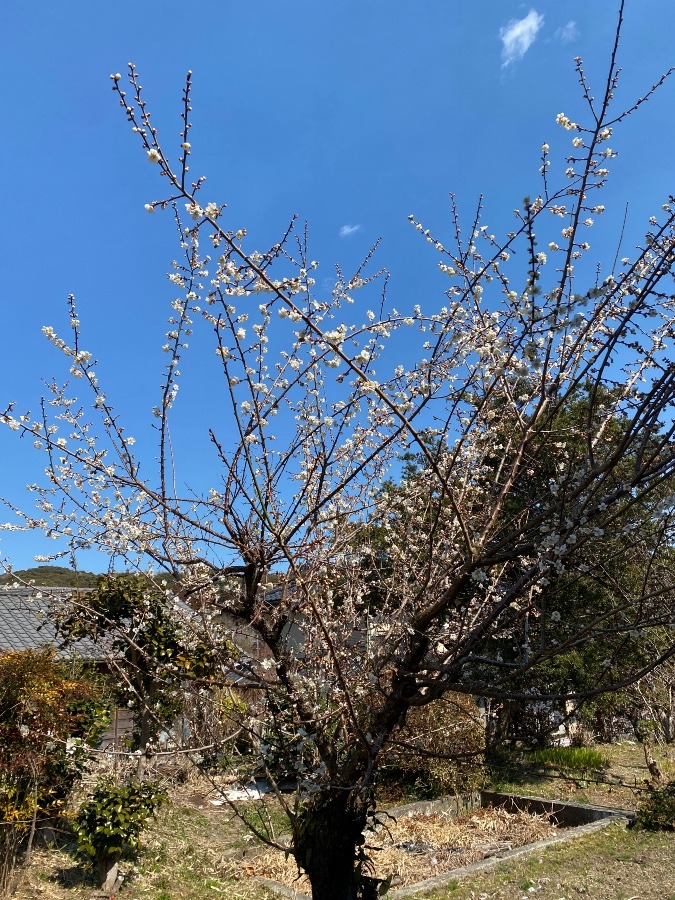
[{"x1": 99, "y1": 706, "x2": 135, "y2": 750}]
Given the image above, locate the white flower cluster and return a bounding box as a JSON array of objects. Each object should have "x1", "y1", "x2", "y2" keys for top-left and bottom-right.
[{"x1": 555, "y1": 112, "x2": 579, "y2": 131}]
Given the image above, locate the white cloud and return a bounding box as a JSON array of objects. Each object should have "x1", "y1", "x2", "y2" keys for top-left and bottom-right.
[
  {"x1": 555, "y1": 20, "x2": 579, "y2": 44},
  {"x1": 500, "y1": 10, "x2": 544, "y2": 68},
  {"x1": 339, "y1": 224, "x2": 361, "y2": 238}
]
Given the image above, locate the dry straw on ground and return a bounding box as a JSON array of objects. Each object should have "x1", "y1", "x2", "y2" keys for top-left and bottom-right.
[{"x1": 244, "y1": 805, "x2": 557, "y2": 890}]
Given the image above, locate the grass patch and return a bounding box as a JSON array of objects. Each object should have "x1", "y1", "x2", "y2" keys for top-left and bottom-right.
[
  {"x1": 524, "y1": 746, "x2": 610, "y2": 772},
  {"x1": 14, "y1": 796, "x2": 281, "y2": 900},
  {"x1": 421, "y1": 820, "x2": 675, "y2": 899},
  {"x1": 488, "y1": 741, "x2": 675, "y2": 808}
]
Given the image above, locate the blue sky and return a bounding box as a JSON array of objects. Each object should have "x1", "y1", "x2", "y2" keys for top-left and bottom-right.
[{"x1": 2, "y1": 1, "x2": 675, "y2": 571}]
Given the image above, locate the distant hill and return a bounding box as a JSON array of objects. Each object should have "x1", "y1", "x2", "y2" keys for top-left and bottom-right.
[
  {"x1": 0, "y1": 566, "x2": 100, "y2": 588},
  {"x1": 0, "y1": 566, "x2": 282, "y2": 593}
]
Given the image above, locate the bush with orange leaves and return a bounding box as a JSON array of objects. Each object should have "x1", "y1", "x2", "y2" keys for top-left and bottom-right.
[{"x1": 0, "y1": 649, "x2": 108, "y2": 896}]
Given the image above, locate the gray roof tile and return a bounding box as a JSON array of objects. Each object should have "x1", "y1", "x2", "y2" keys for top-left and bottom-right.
[{"x1": 0, "y1": 587, "x2": 103, "y2": 659}]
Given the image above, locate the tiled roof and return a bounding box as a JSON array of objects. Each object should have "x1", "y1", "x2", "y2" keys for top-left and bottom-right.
[{"x1": 0, "y1": 587, "x2": 103, "y2": 659}]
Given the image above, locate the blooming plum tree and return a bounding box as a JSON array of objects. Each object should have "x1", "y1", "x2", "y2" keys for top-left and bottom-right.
[{"x1": 3, "y1": 4, "x2": 675, "y2": 897}]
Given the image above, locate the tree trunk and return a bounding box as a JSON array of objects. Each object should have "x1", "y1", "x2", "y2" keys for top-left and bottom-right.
[
  {"x1": 643, "y1": 742, "x2": 663, "y2": 785},
  {"x1": 0, "y1": 823, "x2": 21, "y2": 899},
  {"x1": 665, "y1": 684, "x2": 674, "y2": 744},
  {"x1": 97, "y1": 850, "x2": 122, "y2": 893},
  {"x1": 294, "y1": 791, "x2": 379, "y2": 900},
  {"x1": 486, "y1": 699, "x2": 514, "y2": 750}
]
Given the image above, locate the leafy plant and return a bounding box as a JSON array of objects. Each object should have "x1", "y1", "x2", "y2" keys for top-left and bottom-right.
[
  {"x1": 76, "y1": 778, "x2": 167, "y2": 890},
  {"x1": 56, "y1": 574, "x2": 220, "y2": 752},
  {"x1": 635, "y1": 780, "x2": 675, "y2": 831}
]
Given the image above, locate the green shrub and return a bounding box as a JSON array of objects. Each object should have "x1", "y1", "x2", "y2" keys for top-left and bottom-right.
[
  {"x1": 57, "y1": 574, "x2": 220, "y2": 752},
  {"x1": 635, "y1": 781, "x2": 675, "y2": 831},
  {"x1": 76, "y1": 778, "x2": 167, "y2": 857},
  {"x1": 76, "y1": 778, "x2": 166, "y2": 889}
]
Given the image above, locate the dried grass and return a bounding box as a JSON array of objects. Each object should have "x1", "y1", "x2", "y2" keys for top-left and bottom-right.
[{"x1": 244, "y1": 805, "x2": 556, "y2": 890}]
